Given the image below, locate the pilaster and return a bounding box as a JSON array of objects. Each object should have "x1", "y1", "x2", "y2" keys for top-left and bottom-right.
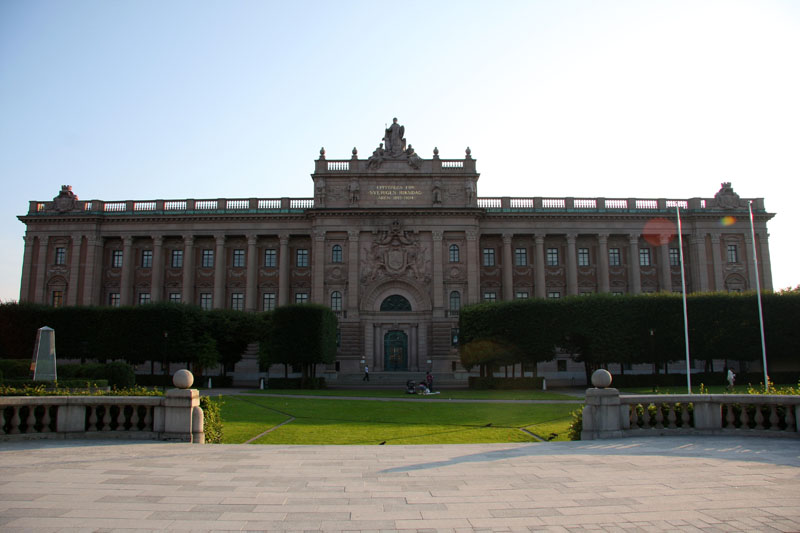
[
  {"x1": 534, "y1": 234, "x2": 546, "y2": 299},
  {"x1": 120, "y1": 236, "x2": 134, "y2": 306},
  {"x1": 213, "y1": 234, "x2": 226, "y2": 309},
  {"x1": 182, "y1": 236, "x2": 195, "y2": 305},
  {"x1": 566, "y1": 233, "x2": 578, "y2": 296},
  {"x1": 597, "y1": 233, "x2": 609, "y2": 293},
  {"x1": 628, "y1": 234, "x2": 641, "y2": 294},
  {"x1": 278, "y1": 233, "x2": 290, "y2": 306},
  {"x1": 502, "y1": 233, "x2": 513, "y2": 301}
]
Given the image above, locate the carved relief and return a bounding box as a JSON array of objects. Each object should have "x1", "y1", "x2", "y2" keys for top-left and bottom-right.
[
  {"x1": 53, "y1": 185, "x2": 80, "y2": 212},
  {"x1": 447, "y1": 266, "x2": 466, "y2": 280},
  {"x1": 326, "y1": 266, "x2": 346, "y2": 281},
  {"x1": 709, "y1": 182, "x2": 747, "y2": 209},
  {"x1": 361, "y1": 220, "x2": 431, "y2": 283}
]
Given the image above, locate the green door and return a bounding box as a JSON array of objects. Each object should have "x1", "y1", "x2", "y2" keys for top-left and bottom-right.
[{"x1": 384, "y1": 330, "x2": 408, "y2": 371}]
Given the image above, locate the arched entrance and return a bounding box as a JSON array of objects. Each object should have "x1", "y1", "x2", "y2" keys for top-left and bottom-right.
[{"x1": 384, "y1": 330, "x2": 408, "y2": 371}]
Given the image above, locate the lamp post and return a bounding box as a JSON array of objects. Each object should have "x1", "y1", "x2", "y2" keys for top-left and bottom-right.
[{"x1": 162, "y1": 331, "x2": 169, "y2": 391}]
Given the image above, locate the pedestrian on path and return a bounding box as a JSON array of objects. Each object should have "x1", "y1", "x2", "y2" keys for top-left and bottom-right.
[{"x1": 363, "y1": 365, "x2": 369, "y2": 382}]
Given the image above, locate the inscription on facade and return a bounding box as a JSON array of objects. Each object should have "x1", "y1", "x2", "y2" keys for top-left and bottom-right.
[{"x1": 368, "y1": 185, "x2": 422, "y2": 201}]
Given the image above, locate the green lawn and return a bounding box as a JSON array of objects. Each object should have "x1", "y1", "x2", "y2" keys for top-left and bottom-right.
[
  {"x1": 244, "y1": 388, "x2": 578, "y2": 401},
  {"x1": 214, "y1": 395, "x2": 577, "y2": 445}
]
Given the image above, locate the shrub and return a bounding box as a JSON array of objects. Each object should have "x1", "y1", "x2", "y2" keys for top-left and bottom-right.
[
  {"x1": 58, "y1": 362, "x2": 135, "y2": 388},
  {"x1": 0, "y1": 359, "x2": 30, "y2": 379},
  {"x1": 568, "y1": 408, "x2": 582, "y2": 441},
  {"x1": 199, "y1": 396, "x2": 223, "y2": 443}
]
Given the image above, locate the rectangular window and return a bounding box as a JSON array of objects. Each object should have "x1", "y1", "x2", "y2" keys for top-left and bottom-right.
[
  {"x1": 171, "y1": 250, "x2": 183, "y2": 268},
  {"x1": 639, "y1": 248, "x2": 651, "y2": 266},
  {"x1": 557, "y1": 360, "x2": 567, "y2": 372},
  {"x1": 578, "y1": 248, "x2": 590, "y2": 266},
  {"x1": 296, "y1": 249, "x2": 309, "y2": 267},
  {"x1": 112, "y1": 250, "x2": 123, "y2": 268},
  {"x1": 202, "y1": 249, "x2": 214, "y2": 268},
  {"x1": 609, "y1": 248, "x2": 621, "y2": 266},
  {"x1": 295, "y1": 292, "x2": 309, "y2": 304},
  {"x1": 233, "y1": 249, "x2": 245, "y2": 268},
  {"x1": 515, "y1": 291, "x2": 529, "y2": 299},
  {"x1": 138, "y1": 293, "x2": 151, "y2": 305},
  {"x1": 55, "y1": 247, "x2": 66, "y2": 265},
  {"x1": 264, "y1": 249, "x2": 277, "y2": 267},
  {"x1": 669, "y1": 248, "x2": 680, "y2": 267},
  {"x1": 52, "y1": 290, "x2": 63, "y2": 308},
  {"x1": 482, "y1": 248, "x2": 495, "y2": 266},
  {"x1": 262, "y1": 292, "x2": 276, "y2": 311},
  {"x1": 514, "y1": 248, "x2": 528, "y2": 266},
  {"x1": 200, "y1": 293, "x2": 213, "y2": 310},
  {"x1": 109, "y1": 293, "x2": 120, "y2": 307},
  {"x1": 169, "y1": 292, "x2": 181, "y2": 303},
  {"x1": 727, "y1": 244, "x2": 738, "y2": 263},
  {"x1": 547, "y1": 291, "x2": 561, "y2": 299},
  {"x1": 483, "y1": 292, "x2": 496, "y2": 302},
  {"x1": 451, "y1": 328, "x2": 459, "y2": 347},
  {"x1": 546, "y1": 248, "x2": 559, "y2": 266},
  {"x1": 449, "y1": 244, "x2": 460, "y2": 263},
  {"x1": 231, "y1": 293, "x2": 244, "y2": 311},
  {"x1": 141, "y1": 250, "x2": 153, "y2": 268}
]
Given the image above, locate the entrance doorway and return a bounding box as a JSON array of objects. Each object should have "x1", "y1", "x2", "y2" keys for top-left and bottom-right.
[{"x1": 384, "y1": 330, "x2": 408, "y2": 371}]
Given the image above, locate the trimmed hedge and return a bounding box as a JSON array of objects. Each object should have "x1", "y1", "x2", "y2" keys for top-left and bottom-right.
[
  {"x1": 468, "y1": 377, "x2": 544, "y2": 390},
  {"x1": 0, "y1": 359, "x2": 30, "y2": 380},
  {"x1": 1, "y1": 379, "x2": 109, "y2": 389},
  {"x1": 266, "y1": 377, "x2": 327, "y2": 389},
  {"x1": 58, "y1": 362, "x2": 135, "y2": 389},
  {"x1": 199, "y1": 396, "x2": 223, "y2": 444}
]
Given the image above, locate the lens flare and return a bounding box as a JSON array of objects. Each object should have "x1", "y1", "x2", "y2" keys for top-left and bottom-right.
[
  {"x1": 720, "y1": 216, "x2": 736, "y2": 227},
  {"x1": 643, "y1": 218, "x2": 677, "y2": 246}
]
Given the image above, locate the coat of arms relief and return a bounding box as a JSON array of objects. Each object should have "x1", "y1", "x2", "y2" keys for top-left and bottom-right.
[{"x1": 361, "y1": 220, "x2": 431, "y2": 283}]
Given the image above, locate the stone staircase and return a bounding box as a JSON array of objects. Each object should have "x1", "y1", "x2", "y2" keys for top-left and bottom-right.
[
  {"x1": 230, "y1": 342, "x2": 262, "y2": 387},
  {"x1": 332, "y1": 371, "x2": 470, "y2": 389}
]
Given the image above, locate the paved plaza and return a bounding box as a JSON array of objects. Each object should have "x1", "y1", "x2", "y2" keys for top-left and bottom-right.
[{"x1": 0, "y1": 436, "x2": 798, "y2": 532}]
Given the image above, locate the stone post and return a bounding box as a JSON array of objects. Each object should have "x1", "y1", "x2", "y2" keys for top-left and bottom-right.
[
  {"x1": 162, "y1": 369, "x2": 202, "y2": 443},
  {"x1": 581, "y1": 370, "x2": 624, "y2": 440}
]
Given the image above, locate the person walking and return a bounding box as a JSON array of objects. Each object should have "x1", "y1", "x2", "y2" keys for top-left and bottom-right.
[{"x1": 363, "y1": 365, "x2": 369, "y2": 382}]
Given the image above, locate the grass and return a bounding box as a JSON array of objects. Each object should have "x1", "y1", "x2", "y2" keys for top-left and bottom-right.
[
  {"x1": 244, "y1": 388, "x2": 578, "y2": 401},
  {"x1": 213, "y1": 394, "x2": 577, "y2": 445}
]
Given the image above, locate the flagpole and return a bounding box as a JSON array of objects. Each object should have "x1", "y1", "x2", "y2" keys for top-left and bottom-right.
[
  {"x1": 676, "y1": 205, "x2": 692, "y2": 393},
  {"x1": 749, "y1": 201, "x2": 769, "y2": 390}
]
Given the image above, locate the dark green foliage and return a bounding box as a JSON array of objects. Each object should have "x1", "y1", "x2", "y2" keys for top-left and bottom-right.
[
  {"x1": 266, "y1": 377, "x2": 327, "y2": 389},
  {"x1": 468, "y1": 377, "x2": 544, "y2": 389},
  {"x1": 201, "y1": 310, "x2": 259, "y2": 375},
  {"x1": 1, "y1": 379, "x2": 109, "y2": 389},
  {"x1": 0, "y1": 359, "x2": 30, "y2": 379},
  {"x1": 199, "y1": 396, "x2": 223, "y2": 443},
  {"x1": 58, "y1": 362, "x2": 135, "y2": 388},
  {"x1": 567, "y1": 408, "x2": 582, "y2": 441}
]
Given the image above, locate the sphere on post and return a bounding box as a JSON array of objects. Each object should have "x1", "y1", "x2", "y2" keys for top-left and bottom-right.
[
  {"x1": 172, "y1": 369, "x2": 194, "y2": 389},
  {"x1": 591, "y1": 369, "x2": 612, "y2": 388}
]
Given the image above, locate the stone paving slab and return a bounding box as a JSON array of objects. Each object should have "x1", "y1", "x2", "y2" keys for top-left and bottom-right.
[{"x1": 0, "y1": 437, "x2": 798, "y2": 532}]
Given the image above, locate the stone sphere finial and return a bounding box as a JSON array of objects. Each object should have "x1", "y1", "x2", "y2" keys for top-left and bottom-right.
[
  {"x1": 591, "y1": 369, "x2": 612, "y2": 388},
  {"x1": 320, "y1": 147, "x2": 326, "y2": 157},
  {"x1": 352, "y1": 147, "x2": 357, "y2": 156},
  {"x1": 433, "y1": 146, "x2": 439, "y2": 156},
  {"x1": 465, "y1": 146, "x2": 471, "y2": 156},
  {"x1": 173, "y1": 369, "x2": 194, "y2": 389}
]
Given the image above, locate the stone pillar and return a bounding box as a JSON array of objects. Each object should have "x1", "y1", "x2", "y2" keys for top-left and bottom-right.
[
  {"x1": 691, "y1": 233, "x2": 709, "y2": 292},
  {"x1": 743, "y1": 234, "x2": 758, "y2": 291},
  {"x1": 466, "y1": 229, "x2": 479, "y2": 304},
  {"x1": 597, "y1": 233, "x2": 610, "y2": 293},
  {"x1": 213, "y1": 234, "x2": 226, "y2": 309},
  {"x1": 19, "y1": 234, "x2": 35, "y2": 302},
  {"x1": 581, "y1": 387, "x2": 624, "y2": 440},
  {"x1": 312, "y1": 230, "x2": 325, "y2": 304},
  {"x1": 120, "y1": 236, "x2": 134, "y2": 306},
  {"x1": 182, "y1": 236, "x2": 195, "y2": 305},
  {"x1": 628, "y1": 234, "x2": 641, "y2": 294},
  {"x1": 566, "y1": 233, "x2": 578, "y2": 296},
  {"x1": 758, "y1": 232, "x2": 773, "y2": 291},
  {"x1": 34, "y1": 236, "x2": 49, "y2": 304},
  {"x1": 502, "y1": 233, "x2": 514, "y2": 301},
  {"x1": 163, "y1": 389, "x2": 201, "y2": 443},
  {"x1": 410, "y1": 324, "x2": 418, "y2": 371},
  {"x1": 66, "y1": 235, "x2": 82, "y2": 306},
  {"x1": 278, "y1": 233, "x2": 290, "y2": 306},
  {"x1": 246, "y1": 234, "x2": 258, "y2": 311},
  {"x1": 151, "y1": 235, "x2": 164, "y2": 302},
  {"x1": 347, "y1": 231, "x2": 360, "y2": 316},
  {"x1": 432, "y1": 231, "x2": 444, "y2": 313},
  {"x1": 534, "y1": 234, "x2": 546, "y2": 299},
  {"x1": 710, "y1": 234, "x2": 723, "y2": 292},
  {"x1": 82, "y1": 236, "x2": 101, "y2": 306},
  {"x1": 659, "y1": 236, "x2": 672, "y2": 292}
]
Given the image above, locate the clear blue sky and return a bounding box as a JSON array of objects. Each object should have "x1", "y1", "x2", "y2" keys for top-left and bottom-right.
[{"x1": 1, "y1": 0, "x2": 798, "y2": 302}]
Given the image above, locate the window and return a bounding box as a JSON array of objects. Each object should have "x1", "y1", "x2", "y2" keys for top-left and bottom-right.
[
  {"x1": 449, "y1": 244, "x2": 460, "y2": 263},
  {"x1": 141, "y1": 250, "x2": 153, "y2": 268},
  {"x1": 202, "y1": 249, "x2": 214, "y2": 268},
  {"x1": 515, "y1": 291, "x2": 529, "y2": 299},
  {"x1": 262, "y1": 292, "x2": 276, "y2": 311},
  {"x1": 112, "y1": 250, "x2": 123, "y2": 268},
  {"x1": 727, "y1": 244, "x2": 738, "y2": 263},
  {"x1": 138, "y1": 293, "x2": 151, "y2": 305},
  {"x1": 55, "y1": 247, "x2": 66, "y2": 265},
  {"x1": 482, "y1": 248, "x2": 495, "y2": 266},
  {"x1": 231, "y1": 293, "x2": 244, "y2": 311},
  {"x1": 171, "y1": 250, "x2": 183, "y2": 268},
  {"x1": 449, "y1": 291, "x2": 461, "y2": 310},
  {"x1": 669, "y1": 248, "x2": 680, "y2": 266},
  {"x1": 232, "y1": 249, "x2": 245, "y2": 268},
  {"x1": 295, "y1": 292, "x2": 309, "y2": 304},
  {"x1": 52, "y1": 290, "x2": 63, "y2": 308},
  {"x1": 200, "y1": 293, "x2": 213, "y2": 310},
  {"x1": 546, "y1": 248, "x2": 559, "y2": 266},
  {"x1": 169, "y1": 293, "x2": 181, "y2": 303},
  {"x1": 514, "y1": 248, "x2": 528, "y2": 266},
  {"x1": 639, "y1": 248, "x2": 651, "y2": 266},
  {"x1": 451, "y1": 328, "x2": 459, "y2": 347},
  {"x1": 483, "y1": 291, "x2": 496, "y2": 302},
  {"x1": 557, "y1": 360, "x2": 567, "y2": 372},
  {"x1": 331, "y1": 245, "x2": 342, "y2": 263},
  {"x1": 380, "y1": 295, "x2": 412, "y2": 311},
  {"x1": 547, "y1": 291, "x2": 561, "y2": 299},
  {"x1": 609, "y1": 248, "x2": 621, "y2": 266},
  {"x1": 264, "y1": 249, "x2": 277, "y2": 267},
  {"x1": 296, "y1": 249, "x2": 309, "y2": 267},
  {"x1": 109, "y1": 293, "x2": 120, "y2": 307},
  {"x1": 330, "y1": 291, "x2": 342, "y2": 311},
  {"x1": 578, "y1": 248, "x2": 590, "y2": 266}
]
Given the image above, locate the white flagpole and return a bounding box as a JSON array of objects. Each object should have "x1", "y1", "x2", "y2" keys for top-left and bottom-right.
[
  {"x1": 749, "y1": 201, "x2": 769, "y2": 390},
  {"x1": 676, "y1": 205, "x2": 692, "y2": 393}
]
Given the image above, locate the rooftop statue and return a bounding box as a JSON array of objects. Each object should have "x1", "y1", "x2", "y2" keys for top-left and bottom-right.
[
  {"x1": 383, "y1": 118, "x2": 406, "y2": 157},
  {"x1": 368, "y1": 118, "x2": 419, "y2": 170}
]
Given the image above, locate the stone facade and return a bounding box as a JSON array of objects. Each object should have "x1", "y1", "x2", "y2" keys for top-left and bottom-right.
[{"x1": 17, "y1": 122, "x2": 775, "y2": 376}]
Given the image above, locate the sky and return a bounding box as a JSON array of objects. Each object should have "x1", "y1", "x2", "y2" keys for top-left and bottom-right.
[{"x1": 1, "y1": 0, "x2": 798, "y2": 302}]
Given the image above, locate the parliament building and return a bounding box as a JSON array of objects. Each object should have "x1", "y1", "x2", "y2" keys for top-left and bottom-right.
[{"x1": 17, "y1": 121, "x2": 775, "y2": 383}]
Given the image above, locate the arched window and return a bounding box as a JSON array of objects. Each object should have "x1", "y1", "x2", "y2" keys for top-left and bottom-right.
[
  {"x1": 331, "y1": 244, "x2": 343, "y2": 263},
  {"x1": 449, "y1": 244, "x2": 460, "y2": 263},
  {"x1": 449, "y1": 291, "x2": 461, "y2": 310},
  {"x1": 330, "y1": 291, "x2": 342, "y2": 311},
  {"x1": 380, "y1": 294, "x2": 412, "y2": 311}
]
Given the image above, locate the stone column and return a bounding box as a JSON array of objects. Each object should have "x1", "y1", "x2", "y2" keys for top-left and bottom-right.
[
  {"x1": 410, "y1": 324, "x2": 418, "y2": 371},
  {"x1": 534, "y1": 234, "x2": 546, "y2": 299},
  {"x1": 347, "y1": 231, "x2": 360, "y2": 316},
  {"x1": 597, "y1": 233, "x2": 610, "y2": 293},
  {"x1": 628, "y1": 234, "x2": 641, "y2": 294},
  {"x1": 66, "y1": 235, "x2": 82, "y2": 306},
  {"x1": 710, "y1": 234, "x2": 723, "y2": 292},
  {"x1": 246, "y1": 234, "x2": 258, "y2": 311},
  {"x1": 120, "y1": 236, "x2": 134, "y2": 306},
  {"x1": 19, "y1": 234, "x2": 35, "y2": 302},
  {"x1": 432, "y1": 231, "x2": 444, "y2": 313},
  {"x1": 659, "y1": 236, "x2": 672, "y2": 292},
  {"x1": 34, "y1": 236, "x2": 49, "y2": 304},
  {"x1": 182, "y1": 236, "x2": 195, "y2": 305},
  {"x1": 502, "y1": 233, "x2": 513, "y2": 301},
  {"x1": 566, "y1": 233, "x2": 578, "y2": 296},
  {"x1": 82, "y1": 236, "x2": 101, "y2": 306},
  {"x1": 311, "y1": 230, "x2": 325, "y2": 304},
  {"x1": 758, "y1": 232, "x2": 773, "y2": 291},
  {"x1": 213, "y1": 234, "x2": 226, "y2": 309},
  {"x1": 743, "y1": 234, "x2": 758, "y2": 291},
  {"x1": 466, "y1": 230, "x2": 479, "y2": 304},
  {"x1": 151, "y1": 235, "x2": 164, "y2": 302},
  {"x1": 691, "y1": 233, "x2": 709, "y2": 292},
  {"x1": 278, "y1": 233, "x2": 290, "y2": 306}
]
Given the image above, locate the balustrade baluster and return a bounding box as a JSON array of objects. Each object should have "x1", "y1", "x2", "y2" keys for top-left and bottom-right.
[
  {"x1": 143, "y1": 407, "x2": 152, "y2": 430},
  {"x1": 768, "y1": 405, "x2": 780, "y2": 430},
  {"x1": 642, "y1": 404, "x2": 651, "y2": 427},
  {"x1": 88, "y1": 405, "x2": 98, "y2": 431},
  {"x1": 681, "y1": 404, "x2": 691, "y2": 428},
  {"x1": 130, "y1": 405, "x2": 140, "y2": 431},
  {"x1": 41, "y1": 406, "x2": 52, "y2": 433},
  {"x1": 10, "y1": 407, "x2": 21, "y2": 434},
  {"x1": 630, "y1": 405, "x2": 639, "y2": 428},
  {"x1": 655, "y1": 404, "x2": 665, "y2": 429},
  {"x1": 740, "y1": 406, "x2": 750, "y2": 429},
  {"x1": 785, "y1": 406, "x2": 795, "y2": 432},
  {"x1": 667, "y1": 404, "x2": 677, "y2": 429},
  {"x1": 754, "y1": 405, "x2": 764, "y2": 430},
  {"x1": 102, "y1": 405, "x2": 112, "y2": 431},
  {"x1": 0, "y1": 407, "x2": 6, "y2": 434},
  {"x1": 26, "y1": 407, "x2": 36, "y2": 433},
  {"x1": 726, "y1": 405, "x2": 736, "y2": 429}
]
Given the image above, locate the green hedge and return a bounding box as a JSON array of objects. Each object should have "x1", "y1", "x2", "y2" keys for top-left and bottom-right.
[
  {"x1": 468, "y1": 377, "x2": 544, "y2": 390},
  {"x1": 58, "y1": 362, "x2": 135, "y2": 389},
  {"x1": 1, "y1": 379, "x2": 109, "y2": 389},
  {"x1": 0, "y1": 359, "x2": 30, "y2": 380},
  {"x1": 199, "y1": 396, "x2": 223, "y2": 443},
  {"x1": 266, "y1": 377, "x2": 327, "y2": 389}
]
